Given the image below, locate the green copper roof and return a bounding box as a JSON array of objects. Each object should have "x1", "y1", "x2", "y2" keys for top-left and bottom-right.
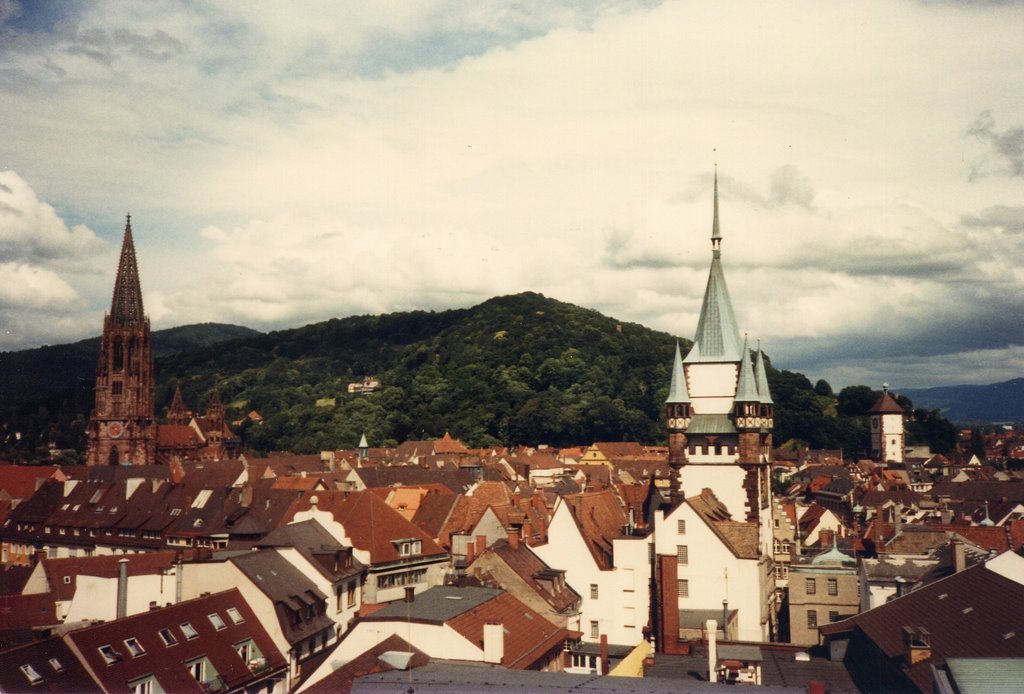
[
  {"x1": 685, "y1": 413, "x2": 737, "y2": 435},
  {"x1": 665, "y1": 341, "x2": 691, "y2": 403},
  {"x1": 754, "y1": 344, "x2": 774, "y2": 404},
  {"x1": 684, "y1": 171, "x2": 743, "y2": 363},
  {"x1": 734, "y1": 336, "x2": 759, "y2": 402}
]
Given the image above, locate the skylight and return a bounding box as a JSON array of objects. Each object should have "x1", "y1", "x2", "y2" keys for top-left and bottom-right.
[
  {"x1": 124, "y1": 638, "x2": 145, "y2": 657},
  {"x1": 180, "y1": 622, "x2": 199, "y2": 640},
  {"x1": 192, "y1": 490, "x2": 213, "y2": 508},
  {"x1": 208, "y1": 613, "x2": 226, "y2": 630},
  {"x1": 48, "y1": 658, "x2": 63, "y2": 672},
  {"x1": 20, "y1": 664, "x2": 42, "y2": 684},
  {"x1": 158, "y1": 628, "x2": 178, "y2": 646},
  {"x1": 98, "y1": 645, "x2": 121, "y2": 664},
  {"x1": 226, "y1": 607, "x2": 244, "y2": 625}
]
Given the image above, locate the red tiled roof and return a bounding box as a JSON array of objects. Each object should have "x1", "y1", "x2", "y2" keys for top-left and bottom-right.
[
  {"x1": 0, "y1": 464, "x2": 62, "y2": 500},
  {"x1": 289, "y1": 490, "x2": 447, "y2": 564},
  {"x1": 447, "y1": 590, "x2": 571, "y2": 669}
]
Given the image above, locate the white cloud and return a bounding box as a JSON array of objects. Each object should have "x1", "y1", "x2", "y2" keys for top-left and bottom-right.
[{"x1": 1, "y1": 0, "x2": 1023, "y2": 390}]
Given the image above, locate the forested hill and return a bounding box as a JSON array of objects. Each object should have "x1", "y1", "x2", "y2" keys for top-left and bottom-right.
[{"x1": 0, "y1": 293, "x2": 957, "y2": 461}]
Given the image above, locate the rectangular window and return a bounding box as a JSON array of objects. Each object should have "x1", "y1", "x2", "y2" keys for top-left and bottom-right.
[
  {"x1": 807, "y1": 610, "x2": 817, "y2": 629},
  {"x1": 48, "y1": 658, "x2": 63, "y2": 672},
  {"x1": 124, "y1": 637, "x2": 145, "y2": 657},
  {"x1": 677, "y1": 519, "x2": 686, "y2": 534},
  {"x1": 590, "y1": 584, "x2": 598, "y2": 600},
  {"x1": 678, "y1": 579, "x2": 689, "y2": 598},
  {"x1": 226, "y1": 607, "x2": 244, "y2": 625},
  {"x1": 590, "y1": 621, "x2": 599, "y2": 639},
  {"x1": 98, "y1": 644, "x2": 121, "y2": 664},
  {"x1": 208, "y1": 613, "x2": 226, "y2": 630},
  {"x1": 158, "y1": 628, "x2": 178, "y2": 646},
  {"x1": 187, "y1": 658, "x2": 204, "y2": 682},
  {"x1": 829, "y1": 610, "x2": 840, "y2": 623},
  {"x1": 180, "y1": 622, "x2": 199, "y2": 640},
  {"x1": 623, "y1": 606, "x2": 635, "y2": 628},
  {"x1": 805, "y1": 578, "x2": 816, "y2": 595},
  {"x1": 677, "y1": 545, "x2": 688, "y2": 566},
  {"x1": 128, "y1": 676, "x2": 154, "y2": 694},
  {"x1": 20, "y1": 665, "x2": 42, "y2": 684},
  {"x1": 827, "y1": 578, "x2": 838, "y2": 596},
  {"x1": 346, "y1": 581, "x2": 357, "y2": 608},
  {"x1": 112, "y1": 380, "x2": 123, "y2": 395}
]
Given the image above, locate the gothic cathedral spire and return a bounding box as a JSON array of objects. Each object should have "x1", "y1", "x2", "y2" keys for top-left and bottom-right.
[{"x1": 86, "y1": 216, "x2": 157, "y2": 466}]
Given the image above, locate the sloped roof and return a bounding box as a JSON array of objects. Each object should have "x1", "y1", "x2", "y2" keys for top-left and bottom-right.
[
  {"x1": 562, "y1": 490, "x2": 628, "y2": 570},
  {"x1": 665, "y1": 341, "x2": 690, "y2": 404},
  {"x1": 301, "y1": 634, "x2": 429, "y2": 694},
  {"x1": 687, "y1": 488, "x2": 759, "y2": 559},
  {"x1": 0, "y1": 635, "x2": 102, "y2": 693},
  {"x1": 821, "y1": 556, "x2": 1024, "y2": 692},
  {"x1": 289, "y1": 490, "x2": 447, "y2": 564},
  {"x1": 0, "y1": 465, "x2": 61, "y2": 501},
  {"x1": 64, "y1": 588, "x2": 286, "y2": 692},
  {"x1": 868, "y1": 389, "x2": 904, "y2": 414},
  {"x1": 485, "y1": 538, "x2": 580, "y2": 614}
]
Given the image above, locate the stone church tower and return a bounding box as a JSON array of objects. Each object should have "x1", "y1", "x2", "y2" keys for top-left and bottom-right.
[{"x1": 85, "y1": 216, "x2": 156, "y2": 466}]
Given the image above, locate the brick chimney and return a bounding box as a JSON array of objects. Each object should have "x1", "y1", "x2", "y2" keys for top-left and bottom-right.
[
  {"x1": 600, "y1": 634, "x2": 609, "y2": 675},
  {"x1": 508, "y1": 528, "x2": 520, "y2": 550},
  {"x1": 476, "y1": 534, "x2": 486, "y2": 556}
]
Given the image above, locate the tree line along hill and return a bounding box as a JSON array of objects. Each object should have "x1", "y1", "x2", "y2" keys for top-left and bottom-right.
[{"x1": 0, "y1": 292, "x2": 958, "y2": 462}]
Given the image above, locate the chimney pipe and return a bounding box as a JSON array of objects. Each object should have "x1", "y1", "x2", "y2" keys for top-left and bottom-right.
[
  {"x1": 952, "y1": 538, "x2": 966, "y2": 573},
  {"x1": 721, "y1": 599, "x2": 729, "y2": 639},
  {"x1": 508, "y1": 528, "x2": 520, "y2": 550},
  {"x1": 476, "y1": 534, "x2": 486, "y2": 556},
  {"x1": 707, "y1": 619, "x2": 718, "y2": 682},
  {"x1": 466, "y1": 539, "x2": 475, "y2": 565},
  {"x1": 404, "y1": 586, "x2": 415, "y2": 603},
  {"x1": 600, "y1": 633, "x2": 609, "y2": 675},
  {"x1": 117, "y1": 558, "x2": 129, "y2": 619}
]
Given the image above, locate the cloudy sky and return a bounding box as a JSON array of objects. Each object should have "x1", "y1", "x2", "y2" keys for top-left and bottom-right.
[{"x1": 2, "y1": 0, "x2": 1023, "y2": 390}]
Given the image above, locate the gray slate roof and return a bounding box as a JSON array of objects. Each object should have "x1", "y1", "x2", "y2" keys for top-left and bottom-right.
[{"x1": 364, "y1": 585, "x2": 500, "y2": 623}]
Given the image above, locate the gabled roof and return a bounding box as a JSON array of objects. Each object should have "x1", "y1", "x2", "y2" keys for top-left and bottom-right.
[
  {"x1": 0, "y1": 465, "x2": 62, "y2": 501},
  {"x1": 300, "y1": 634, "x2": 428, "y2": 694},
  {"x1": 43, "y1": 551, "x2": 179, "y2": 601},
  {"x1": 288, "y1": 490, "x2": 447, "y2": 565},
  {"x1": 560, "y1": 489, "x2": 628, "y2": 570}
]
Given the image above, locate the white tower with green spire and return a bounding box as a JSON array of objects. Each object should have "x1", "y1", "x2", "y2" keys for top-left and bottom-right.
[{"x1": 664, "y1": 169, "x2": 774, "y2": 525}]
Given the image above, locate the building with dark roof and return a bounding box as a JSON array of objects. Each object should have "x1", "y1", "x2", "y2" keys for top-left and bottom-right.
[{"x1": 820, "y1": 551, "x2": 1024, "y2": 692}]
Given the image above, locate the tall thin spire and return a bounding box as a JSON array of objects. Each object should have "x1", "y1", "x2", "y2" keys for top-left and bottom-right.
[
  {"x1": 754, "y1": 340, "x2": 774, "y2": 404},
  {"x1": 734, "y1": 335, "x2": 758, "y2": 402},
  {"x1": 711, "y1": 165, "x2": 721, "y2": 256},
  {"x1": 110, "y1": 215, "x2": 145, "y2": 325},
  {"x1": 665, "y1": 341, "x2": 691, "y2": 403},
  {"x1": 685, "y1": 169, "x2": 742, "y2": 363}
]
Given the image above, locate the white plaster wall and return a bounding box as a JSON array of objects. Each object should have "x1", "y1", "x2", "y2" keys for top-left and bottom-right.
[
  {"x1": 685, "y1": 363, "x2": 738, "y2": 411},
  {"x1": 531, "y1": 500, "x2": 646, "y2": 647},
  {"x1": 678, "y1": 466, "x2": 747, "y2": 523},
  {"x1": 655, "y1": 503, "x2": 767, "y2": 642},
  {"x1": 61, "y1": 574, "x2": 178, "y2": 623}
]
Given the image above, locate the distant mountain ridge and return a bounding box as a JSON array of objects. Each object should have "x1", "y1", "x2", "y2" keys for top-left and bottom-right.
[
  {"x1": 0, "y1": 323, "x2": 261, "y2": 405},
  {"x1": 899, "y1": 378, "x2": 1024, "y2": 424}
]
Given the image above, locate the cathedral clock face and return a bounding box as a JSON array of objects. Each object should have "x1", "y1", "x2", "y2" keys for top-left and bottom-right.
[{"x1": 108, "y1": 421, "x2": 124, "y2": 439}]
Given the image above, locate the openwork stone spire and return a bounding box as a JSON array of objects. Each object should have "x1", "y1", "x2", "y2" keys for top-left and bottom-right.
[{"x1": 110, "y1": 214, "x2": 145, "y2": 325}]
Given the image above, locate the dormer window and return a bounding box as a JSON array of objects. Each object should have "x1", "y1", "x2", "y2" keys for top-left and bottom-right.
[
  {"x1": 124, "y1": 637, "x2": 145, "y2": 657},
  {"x1": 98, "y1": 644, "x2": 122, "y2": 664},
  {"x1": 48, "y1": 658, "x2": 63, "y2": 672},
  {"x1": 394, "y1": 539, "x2": 422, "y2": 556},
  {"x1": 20, "y1": 664, "x2": 42, "y2": 684}
]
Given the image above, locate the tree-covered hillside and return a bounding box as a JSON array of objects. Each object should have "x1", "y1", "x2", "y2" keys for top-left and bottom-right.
[{"x1": 0, "y1": 293, "x2": 958, "y2": 461}]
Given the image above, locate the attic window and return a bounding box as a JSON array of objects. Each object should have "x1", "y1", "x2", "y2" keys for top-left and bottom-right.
[
  {"x1": 962, "y1": 607, "x2": 974, "y2": 614},
  {"x1": 226, "y1": 607, "x2": 244, "y2": 625},
  {"x1": 89, "y1": 490, "x2": 103, "y2": 504},
  {"x1": 170, "y1": 508, "x2": 181, "y2": 516},
  {"x1": 124, "y1": 637, "x2": 145, "y2": 657},
  {"x1": 20, "y1": 664, "x2": 42, "y2": 684},
  {"x1": 193, "y1": 519, "x2": 203, "y2": 528},
  {"x1": 192, "y1": 490, "x2": 213, "y2": 509},
  {"x1": 180, "y1": 622, "x2": 199, "y2": 640},
  {"x1": 98, "y1": 644, "x2": 121, "y2": 664},
  {"x1": 109, "y1": 506, "x2": 117, "y2": 514},
  {"x1": 63, "y1": 576, "x2": 71, "y2": 585},
  {"x1": 48, "y1": 658, "x2": 63, "y2": 672},
  {"x1": 1005, "y1": 632, "x2": 1016, "y2": 640},
  {"x1": 208, "y1": 613, "x2": 226, "y2": 630},
  {"x1": 158, "y1": 628, "x2": 178, "y2": 646}
]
